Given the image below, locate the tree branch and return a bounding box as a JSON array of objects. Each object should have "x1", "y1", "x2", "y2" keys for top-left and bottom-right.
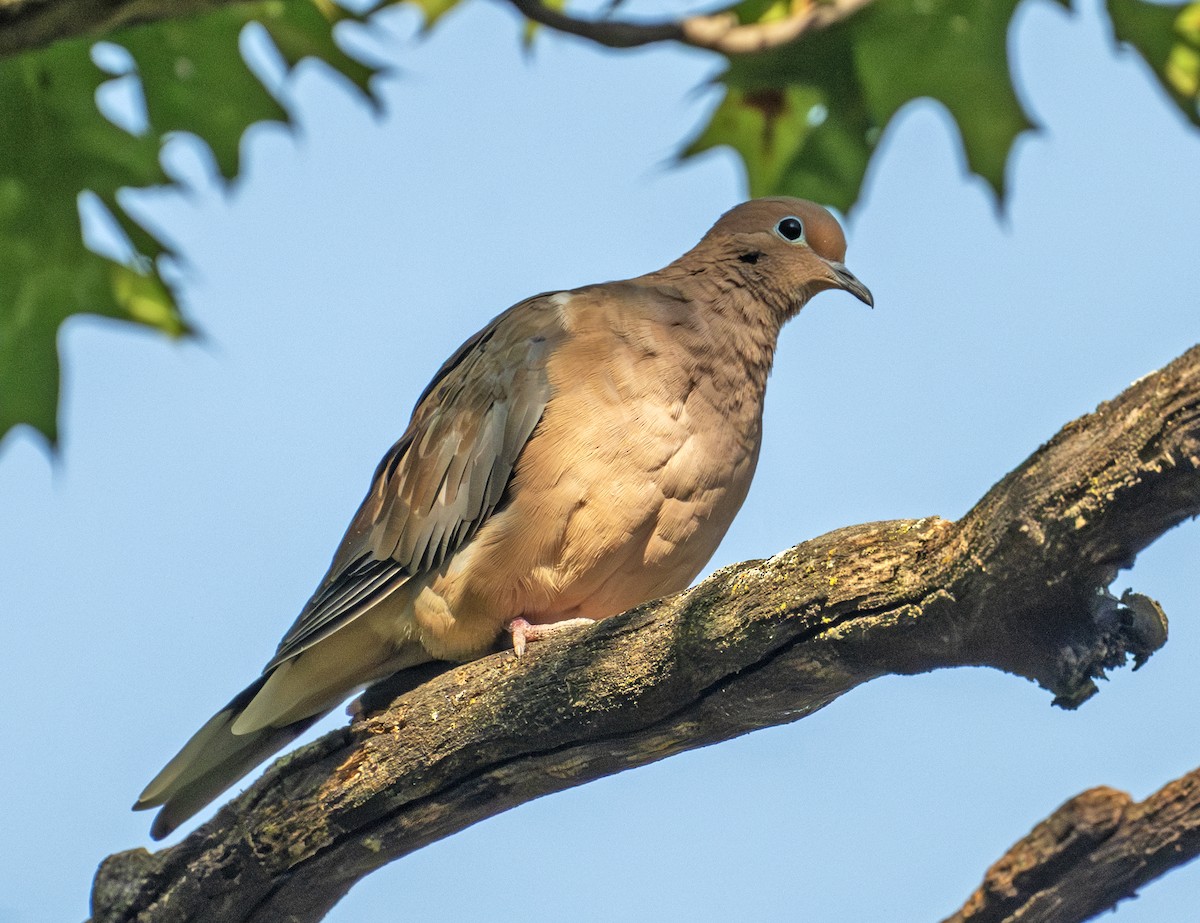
[
  {"x1": 0, "y1": 0, "x2": 230, "y2": 58},
  {"x1": 946, "y1": 767, "x2": 1200, "y2": 923},
  {"x1": 503, "y1": 0, "x2": 875, "y2": 54},
  {"x1": 0, "y1": 0, "x2": 875, "y2": 61},
  {"x1": 91, "y1": 344, "x2": 1200, "y2": 923}
]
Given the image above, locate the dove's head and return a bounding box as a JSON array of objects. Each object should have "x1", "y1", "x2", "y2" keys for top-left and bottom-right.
[{"x1": 699, "y1": 197, "x2": 873, "y2": 317}]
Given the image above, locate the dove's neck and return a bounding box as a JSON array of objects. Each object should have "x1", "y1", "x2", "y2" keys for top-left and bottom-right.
[{"x1": 643, "y1": 264, "x2": 790, "y2": 400}]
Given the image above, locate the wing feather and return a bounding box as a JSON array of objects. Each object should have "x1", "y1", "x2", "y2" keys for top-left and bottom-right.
[{"x1": 266, "y1": 293, "x2": 566, "y2": 669}]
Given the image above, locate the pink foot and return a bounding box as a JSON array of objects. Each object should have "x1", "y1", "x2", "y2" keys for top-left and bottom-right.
[{"x1": 505, "y1": 617, "x2": 597, "y2": 656}]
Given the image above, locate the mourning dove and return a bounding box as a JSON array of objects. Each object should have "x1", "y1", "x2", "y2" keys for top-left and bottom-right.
[{"x1": 135, "y1": 197, "x2": 872, "y2": 839}]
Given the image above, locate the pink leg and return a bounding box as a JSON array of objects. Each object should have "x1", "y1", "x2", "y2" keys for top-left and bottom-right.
[{"x1": 505, "y1": 617, "x2": 597, "y2": 656}]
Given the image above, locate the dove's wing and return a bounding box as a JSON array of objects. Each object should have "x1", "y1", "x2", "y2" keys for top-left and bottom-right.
[{"x1": 267, "y1": 293, "x2": 567, "y2": 670}]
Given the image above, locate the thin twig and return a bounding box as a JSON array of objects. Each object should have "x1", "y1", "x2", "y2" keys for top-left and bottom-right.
[
  {"x1": 504, "y1": 0, "x2": 876, "y2": 53},
  {"x1": 0, "y1": 0, "x2": 873, "y2": 61}
]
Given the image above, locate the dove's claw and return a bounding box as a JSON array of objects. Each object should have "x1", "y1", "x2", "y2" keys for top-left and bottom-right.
[
  {"x1": 507, "y1": 617, "x2": 531, "y2": 656},
  {"x1": 505, "y1": 617, "x2": 597, "y2": 657}
]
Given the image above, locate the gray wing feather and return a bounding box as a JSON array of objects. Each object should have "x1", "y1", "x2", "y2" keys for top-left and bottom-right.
[{"x1": 265, "y1": 294, "x2": 563, "y2": 670}]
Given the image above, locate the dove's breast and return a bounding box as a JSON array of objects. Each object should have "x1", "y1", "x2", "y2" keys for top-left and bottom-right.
[{"x1": 413, "y1": 286, "x2": 768, "y2": 658}]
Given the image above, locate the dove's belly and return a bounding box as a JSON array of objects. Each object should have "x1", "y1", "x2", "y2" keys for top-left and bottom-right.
[
  {"x1": 516, "y1": 398, "x2": 762, "y2": 623},
  {"x1": 413, "y1": 317, "x2": 765, "y2": 660}
]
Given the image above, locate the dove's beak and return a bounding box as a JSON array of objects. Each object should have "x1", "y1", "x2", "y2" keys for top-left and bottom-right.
[{"x1": 827, "y1": 261, "x2": 874, "y2": 308}]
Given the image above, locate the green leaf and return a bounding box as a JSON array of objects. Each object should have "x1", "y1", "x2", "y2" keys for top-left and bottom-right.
[
  {"x1": 1108, "y1": 0, "x2": 1200, "y2": 125},
  {"x1": 0, "y1": 1, "x2": 384, "y2": 449},
  {"x1": 855, "y1": 0, "x2": 1030, "y2": 199},
  {"x1": 0, "y1": 38, "x2": 183, "y2": 446},
  {"x1": 408, "y1": 0, "x2": 466, "y2": 31},
  {"x1": 687, "y1": 85, "x2": 831, "y2": 197},
  {"x1": 685, "y1": 0, "x2": 1030, "y2": 211},
  {"x1": 116, "y1": 11, "x2": 292, "y2": 181},
  {"x1": 115, "y1": 2, "x2": 386, "y2": 179},
  {"x1": 259, "y1": 0, "x2": 385, "y2": 108}
]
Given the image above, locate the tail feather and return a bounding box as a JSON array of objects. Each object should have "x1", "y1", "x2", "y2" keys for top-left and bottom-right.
[
  {"x1": 135, "y1": 629, "x2": 437, "y2": 840},
  {"x1": 134, "y1": 677, "x2": 323, "y2": 841}
]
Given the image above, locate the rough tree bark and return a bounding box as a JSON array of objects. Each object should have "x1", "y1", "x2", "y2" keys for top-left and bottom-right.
[
  {"x1": 90, "y1": 346, "x2": 1200, "y2": 923},
  {"x1": 946, "y1": 767, "x2": 1200, "y2": 923}
]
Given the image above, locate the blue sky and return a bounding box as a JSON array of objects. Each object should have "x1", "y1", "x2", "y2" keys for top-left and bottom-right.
[{"x1": 1, "y1": 0, "x2": 1198, "y2": 919}]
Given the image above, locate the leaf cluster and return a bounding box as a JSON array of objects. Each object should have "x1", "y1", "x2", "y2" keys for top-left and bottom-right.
[{"x1": 0, "y1": 0, "x2": 379, "y2": 443}]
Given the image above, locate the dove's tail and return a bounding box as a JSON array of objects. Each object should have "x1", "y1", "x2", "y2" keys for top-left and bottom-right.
[
  {"x1": 132, "y1": 676, "x2": 323, "y2": 840},
  {"x1": 134, "y1": 616, "x2": 435, "y2": 841}
]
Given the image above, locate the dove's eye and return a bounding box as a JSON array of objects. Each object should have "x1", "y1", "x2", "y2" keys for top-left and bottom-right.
[{"x1": 775, "y1": 217, "x2": 805, "y2": 242}]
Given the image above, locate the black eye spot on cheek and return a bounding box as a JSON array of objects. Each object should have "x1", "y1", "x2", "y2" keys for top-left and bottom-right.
[
  {"x1": 738, "y1": 251, "x2": 762, "y2": 264},
  {"x1": 776, "y1": 217, "x2": 804, "y2": 241}
]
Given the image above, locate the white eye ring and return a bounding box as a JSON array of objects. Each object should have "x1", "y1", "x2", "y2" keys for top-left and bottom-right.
[{"x1": 775, "y1": 216, "x2": 805, "y2": 243}]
